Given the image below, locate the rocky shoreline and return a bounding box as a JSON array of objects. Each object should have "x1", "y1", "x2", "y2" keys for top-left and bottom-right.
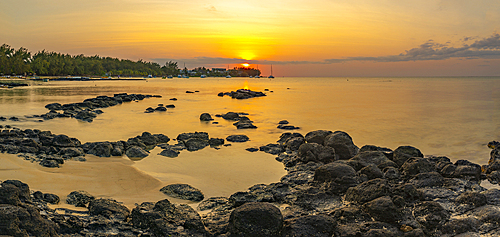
[{"x1": 2, "y1": 126, "x2": 500, "y2": 236}]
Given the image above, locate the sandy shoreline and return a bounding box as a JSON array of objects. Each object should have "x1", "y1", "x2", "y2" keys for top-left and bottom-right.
[{"x1": 0, "y1": 152, "x2": 169, "y2": 209}]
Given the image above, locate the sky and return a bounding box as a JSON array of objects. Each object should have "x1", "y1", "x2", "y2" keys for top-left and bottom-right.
[{"x1": 1, "y1": 0, "x2": 500, "y2": 77}]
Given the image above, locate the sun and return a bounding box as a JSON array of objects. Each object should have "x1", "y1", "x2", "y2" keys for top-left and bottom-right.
[{"x1": 241, "y1": 63, "x2": 250, "y2": 68}]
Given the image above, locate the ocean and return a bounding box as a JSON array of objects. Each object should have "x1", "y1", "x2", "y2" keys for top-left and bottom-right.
[{"x1": 1, "y1": 76, "x2": 499, "y2": 207}]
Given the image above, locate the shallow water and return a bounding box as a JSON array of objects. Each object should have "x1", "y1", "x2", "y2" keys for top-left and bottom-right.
[{"x1": 1, "y1": 77, "x2": 499, "y2": 206}]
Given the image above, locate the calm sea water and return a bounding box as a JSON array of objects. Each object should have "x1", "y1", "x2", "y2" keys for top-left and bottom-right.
[{"x1": 1, "y1": 77, "x2": 499, "y2": 205}]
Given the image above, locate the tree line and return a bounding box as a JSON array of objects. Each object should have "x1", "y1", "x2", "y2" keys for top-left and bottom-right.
[
  {"x1": 0, "y1": 44, "x2": 179, "y2": 77},
  {"x1": 0, "y1": 44, "x2": 262, "y2": 77}
]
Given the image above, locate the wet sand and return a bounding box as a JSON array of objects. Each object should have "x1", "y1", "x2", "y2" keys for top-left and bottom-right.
[{"x1": 0, "y1": 153, "x2": 166, "y2": 208}]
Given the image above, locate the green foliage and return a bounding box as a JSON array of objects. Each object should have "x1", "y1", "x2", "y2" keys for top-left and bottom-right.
[
  {"x1": 0, "y1": 44, "x2": 179, "y2": 77},
  {"x1": 0, "y1": 44, "x2": 262, "y2": 77}
]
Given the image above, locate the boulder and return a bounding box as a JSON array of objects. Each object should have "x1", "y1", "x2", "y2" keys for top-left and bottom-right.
[
  {"x1": 413, "y1": 201, "x2": 450, "y2": 231},
  {"x1": 125, "y1": 146, "x2": 149, "y2": 158},
  {"x1": 226, "y1": 135, "x2": 250, "y2": 143},
  {"x1": 158, "y1": 148, "x2": 180, "y2": 158},
  {"x1": 282, "y1": 214, "x2": 337, "y2": 237},
  {"x1": 222, "y1": 112, "x2": 240, "y2": 120},
  {"x1": 362, "y1": 196, "x2": 400, "y2": 224},
  {"x1": 200, "y1": 113, "x2": 213, "y2": 121},
  {"x1": 184, "y1": 138, "x2": 209, "y2": 151},
  {"x1": 0, "y1": 204, "x2": 59, "y2": 236},
  {"x1": 160, "y1": 184, "x2": 204, "y2": 202},
  {"x1": 297, "y1": 143, "x2": 336, "y2": 163},
  {"x1": 59, "y1": 147, "x2": 84, "y2": 157},
  {"x1": 314, "y1": 162, "x2": 357, "y2": 183},
  {"x1": 66, "y1": 190, "x2": 95, "y2": 207},
  {"x1": 88, "y1": 198, "x2": 130, "y2": 221},
  {"x1": 304, "y1": 130, "x2": 332, "y2": 144},
  {"x1": 324, "y1": 131, "x2": 358, "y2": 160},
  {"x1": 228, "y1": 202, "x2": 283, "y2": 237},
  {"x1": 86, "y1": 142, "x2": 113, "y2": 157},
  {"x1": 392, "y1": 145, "x2": 423, "y2": 167},
  {"x1": 177, "y1": 131, "x2": 209, "y2": 141},
  {"x1": 209, "y1": 138, "x2": 225, "y2": 146},
  {"x1": 400, "y1": 157, "x2": 436, "y2": 179},
  {"x1": 52, "y1": 134, "x2": 80, "y2": 147},
  {"x1": 345, "y1": 178, "x2": 391, "y2": 204}
]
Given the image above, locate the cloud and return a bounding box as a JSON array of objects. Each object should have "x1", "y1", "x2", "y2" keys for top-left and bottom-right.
[
  {"x1": 326, "y1": 33, "x2": 500, "y2": 63},
  {"x1": 153, "y1": 33, "x2": 500, "y2": 66}
]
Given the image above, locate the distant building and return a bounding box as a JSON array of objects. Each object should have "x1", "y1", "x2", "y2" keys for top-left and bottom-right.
[{"x1": 212, "y1": 68, "x2": 226, "y2": 72}]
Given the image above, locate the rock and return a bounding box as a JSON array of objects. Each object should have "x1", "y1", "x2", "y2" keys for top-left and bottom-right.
[
  {"x1": 442, "y1": 218, "x2": 480, "y2": 236},
  {"x1": 408, "y1": 172, "x2": 444, "y2": 188},
  {"x1": 155, "y1": 106, "x2": 167, "y2": 111},
  {"x1": 345, "y1": 178, "x2": 391, "y2": 204},
  {"x1": 159, "y1": 148, "x2": 180, "y2": 158},
  {"x1": 393, "y1": 145, "x2": 423, "y2": 167},
  {"x1": 59, "y1": 147, "x2": 84, "y2": 157},
  {"x1": 0, "y1": 204, "x2": 59, "y2": 236},
  {"x1": 222, "y1": 112, "x2": 240, "y2": 120},
  {"x1": 324, "y1": 131, "x2": 359, "y2": 160},
  {"x1": 400, "y1": 157, "x2": 436, "y2": 179},
  {"x1": 40, "y1": 159, "x2": 61, "y2": 168},
  {"x1": 198, "y1": 197, "x2": 229, "y2": 211},
  {"x1": 350, "y1": 151, "x2": 393, "y2": 169},
  {"x1": 45, "y1": 102, "x2": 62, "y2": 110},
  {"x1": 359, "y1": 164, "x2": 384, "y2": 180},
  {"x1": 52, "y1": 134, "x2": 80, "y2": 147},
  {"x1": 88, "y1": 198, "x2": 130, "y2": 221},
  {"x1": 278, "y1": 120, "x2": 289, "y2": 124},
  {"x1": 234, "y1": 121, "x2": 258, "y2": 129},
  {"x1": 226, "y1": 134, "x2": 249, "y2": 142},
  {"x1": 43, "y1": 193, "x2": 60, "y2": 204},
  {"x1": 285, "y1": 137, "x2": 305, "y2": 151},
  {"x1": 177, "y1": 131, "x2": 209, "y2": 141},
  {"x1": 184, "y1": 138, "x2": 209, "y2": 151},
  {"x1": 228, "y1": 202, "x2": 283, "y2": 237},
  {"x1": 66, "y1": 190, "x2": 95, "y2": 207},
  {"x1": 200, "y1": 113, "x2": 213, "y2": 121},
  {"x1": 277, "y1": 124, "x2": 300, "y2": 130},
  {"x1": 304, "y1": 130, "x2": 332, "y2": 144},
  {"x1": 125, "y1": 146, "x2": 149, "y2": 158},
  {"x1": 74, "y1": 110, "x2": 97, "y2": 122},
  {"x1": 160, "y1": 184, "x2": 204, "y2": 202},
  {"x1": 145, "y1": 107, "x2": 155, "y2": 113},
  {"x1": 362, "y1": 196, "x2": 400, "y2": 224},
  {"x1": 282, "y1": 214, "x2": 337, "y2": 237},
  {"x1": 413, "y1": 201, "x2": 450, "y2": 232},
  {"x1": 131, "y1": 199, "x2": 207, "y2": 236},
  {"x1": 246, "y1": 148, "x2": 258, "y2": 152},
  {"x1": 314, "y1": 162, "x2": 357, "y2": 183},
  {"x1": 209, "y1": 138, "x2": 224, "y2": 146},
  {"x1": 260, "y1": 143, "x2": 284, "y2": 155},
  {"x1": 297, "y1": 143, "x2": 336, "y2": 163},
  {"x1": 455, "y1": 191, "x2": 487, "y2": 207},
  {"x1": 86, "y1": 142, "x2": 113, "y2": 157},
  {"x1": 165, "y1": 104, "x2": 175, "y2": 108}
]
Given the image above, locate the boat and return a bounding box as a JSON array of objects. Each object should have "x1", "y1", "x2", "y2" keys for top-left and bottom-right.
[
  {"x1": 226, "y1": 75, "x2": 232, "y2": 78},
  {"x1": 255, "y1": 75, "x2": 260, "y2": 78},
  {"x1": 201, "y1": 75, "x2": 207, "y2": 78},
  {"x1": 167, "y1": 75, "x2": 173, "y2": 78},
  {"x1": 268, "y1": 65, "x2": 275, "y2": 78}
]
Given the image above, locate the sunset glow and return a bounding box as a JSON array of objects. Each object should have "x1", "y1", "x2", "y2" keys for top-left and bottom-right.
[
  {"x1": 242, "y1": 63, "x2": 250, "y2": 68},
  {"x1": 1, "y1": 0, "x2": 499, "y2": 76}
]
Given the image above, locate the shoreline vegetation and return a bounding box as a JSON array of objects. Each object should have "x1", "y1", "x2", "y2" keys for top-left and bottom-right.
[
  {"x1": 2, "y1": 90, "x2": 500, "y2": 236},
  {"x1": 0, "y1": 44, "x2": 261, "y2": 78}
]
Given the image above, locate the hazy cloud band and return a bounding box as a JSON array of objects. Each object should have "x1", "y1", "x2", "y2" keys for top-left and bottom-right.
[{"x1": 154, "y1": 33, "x2": 500, "y2": 66}]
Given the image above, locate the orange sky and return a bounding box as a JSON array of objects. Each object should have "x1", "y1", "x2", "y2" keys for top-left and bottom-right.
[{"x1": 1, "y1": 0, "x2": 500, "y2": 76}]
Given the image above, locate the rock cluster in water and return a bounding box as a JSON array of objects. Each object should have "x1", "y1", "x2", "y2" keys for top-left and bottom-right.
[
  {"x1": 0, "y1": 127, "x2": 251, "y2": 163},
  {"x1": 3, "y1": 129, "x2": 500, "y2": 236},
  {"x1": 215, "y1": 112, "x2": 257, "y2": 129},
  {"x1": 217, "y1": 89, "x2": 266, "y2": 99},
  {"x1": 33, "y1": 93, "x2": 161, "y2": 122}
]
